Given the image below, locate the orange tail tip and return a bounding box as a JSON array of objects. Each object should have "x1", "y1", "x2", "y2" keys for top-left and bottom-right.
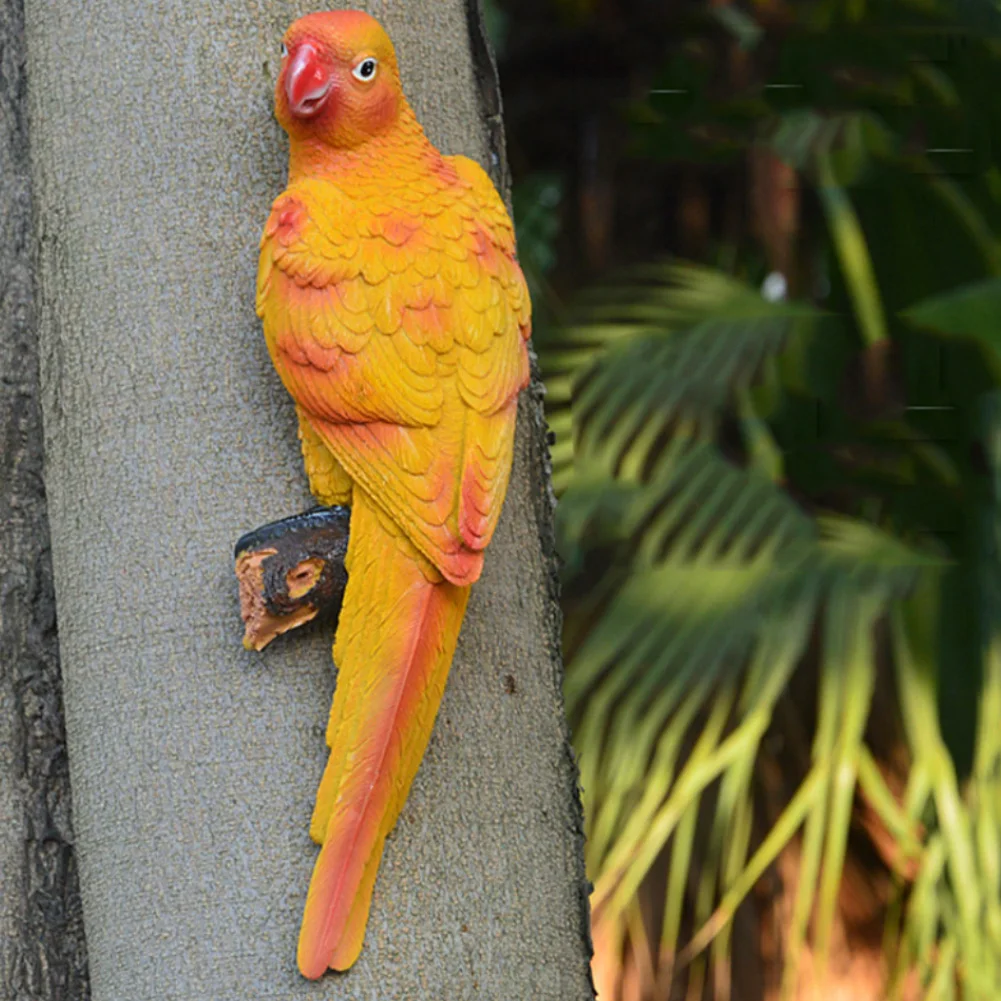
[{"x1": 297, "y1": 489, "x2": 469, "y2": 979}]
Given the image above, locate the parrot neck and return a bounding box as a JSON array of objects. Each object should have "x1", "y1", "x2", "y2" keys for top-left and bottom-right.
[{"x1": 286, "y1": 103, "x2": 434, "y2": 186}]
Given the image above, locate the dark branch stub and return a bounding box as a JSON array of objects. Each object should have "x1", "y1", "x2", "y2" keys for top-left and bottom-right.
[{"x1": 234, "y1": 506, "x2": 351, "y2": 651}]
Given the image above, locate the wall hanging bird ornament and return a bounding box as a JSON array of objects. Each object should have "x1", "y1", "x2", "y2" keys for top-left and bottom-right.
[{"x1": 239, "y1": 9, "x2": 530, "y2": 980}]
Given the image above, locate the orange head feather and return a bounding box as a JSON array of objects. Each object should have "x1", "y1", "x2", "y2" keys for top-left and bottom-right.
[{"x1": 276, "y1": 10, "x2": 405, "y2": 151}]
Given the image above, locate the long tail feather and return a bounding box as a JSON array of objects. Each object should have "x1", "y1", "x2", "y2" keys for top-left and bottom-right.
[
  {"x1": 297, "y1": 488, "x2": 469, "y2": 979},
  {"x1": 326, "y1": 837, "x2": 384, "y2": 971}
]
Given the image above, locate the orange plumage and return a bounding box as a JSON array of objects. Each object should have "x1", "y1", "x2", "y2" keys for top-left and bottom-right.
[{"x1": 255, "y1": 10, "x2": 530, "y2": 978}]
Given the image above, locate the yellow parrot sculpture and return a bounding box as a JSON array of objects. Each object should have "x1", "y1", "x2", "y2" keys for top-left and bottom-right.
[{"x1": 255, "y1": 9, "x2": 531, "y2": 979}]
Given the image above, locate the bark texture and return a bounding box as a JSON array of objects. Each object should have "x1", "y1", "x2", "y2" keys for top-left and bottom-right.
[
  {"x1": 0, "y1": 0, "x2": 89, "y2": 997},
  {"x1": 24, "y1": 1, "x2": 594, "y2": 999}
]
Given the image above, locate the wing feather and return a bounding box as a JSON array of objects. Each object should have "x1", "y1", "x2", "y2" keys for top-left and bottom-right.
[{"x1": 257, "y1": 165, "x2": 530, "y2": 583}]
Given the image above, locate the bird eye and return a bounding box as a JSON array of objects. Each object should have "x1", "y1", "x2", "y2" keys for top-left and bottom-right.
[
  {"x1": 352, "y1": 57, "x2": 377, "y2": 82},
  {"x1": 280, "y1": 42, "x2": 288, "y2": 59}
]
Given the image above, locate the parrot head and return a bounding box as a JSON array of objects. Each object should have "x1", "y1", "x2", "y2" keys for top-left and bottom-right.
[{"x1": 275, "y1": 10, "x2": 404, "y2": 150}]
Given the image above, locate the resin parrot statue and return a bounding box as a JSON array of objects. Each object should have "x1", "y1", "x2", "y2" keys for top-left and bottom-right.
[{"x1": 255, "y1": 9, "x2": 531, "y2": 979}]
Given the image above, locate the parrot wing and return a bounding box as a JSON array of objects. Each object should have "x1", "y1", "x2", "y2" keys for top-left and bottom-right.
[{"x1": 257, "y1": 167, "x2": 530, "y2": 586}]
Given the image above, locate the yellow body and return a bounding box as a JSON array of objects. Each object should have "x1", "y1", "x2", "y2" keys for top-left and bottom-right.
[{"x1": 256, "y1": 11, "x2": 530, "y2": 978}]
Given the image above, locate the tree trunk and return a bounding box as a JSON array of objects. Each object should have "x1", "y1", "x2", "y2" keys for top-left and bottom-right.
[
  {"x1": 0, "y1": 0, "x2": 89, "y2": 997},
  {"x1": 23, "y1": 1, "x2": 594, "y2": 999}
]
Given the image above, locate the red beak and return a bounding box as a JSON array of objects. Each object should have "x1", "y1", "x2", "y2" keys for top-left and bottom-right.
[{"x1": 285, "y1": 43, "x2": 332, "y2": 119}]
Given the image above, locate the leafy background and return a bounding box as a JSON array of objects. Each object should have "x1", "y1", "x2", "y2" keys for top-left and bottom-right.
[{"x1": 488, "y1": 0, "x2": 1001, "y2": 998}]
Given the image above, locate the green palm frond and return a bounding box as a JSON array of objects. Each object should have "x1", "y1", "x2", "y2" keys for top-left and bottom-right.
[
  {"x1": 568, "y1": 443, "x2": 939, "y2": 926},
  {"x1": 871, "y1": 391, "x2": 1001, "y2": 999},
  {"x1": 905, "y1": 278, "x2": 1001, "y2": 376},
  {"x1": 527, "y1": 1, "x2": 1001, "y2": 997},
  {"x1": 551, "y1": 249, "x2": 1001, "y2": 998},
  {"x1": 542, "y1": 263, "x2": 822, "y2": 491},
  {"x1": 565, "y1": 446, "x2": 815, "y2": 861},
  {"x1": 551, "y1": 246, "x2": 993, "y2": 998}
]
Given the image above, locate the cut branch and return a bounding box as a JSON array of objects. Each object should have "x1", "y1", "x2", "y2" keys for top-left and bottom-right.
[{"x1": 235, "y1": 506, "x2": 351, "y2": 652}]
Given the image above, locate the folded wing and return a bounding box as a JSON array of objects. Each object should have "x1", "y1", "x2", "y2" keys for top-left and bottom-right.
[{"x1": 256, "y1": 165, "x2": 531, "y2": 583}]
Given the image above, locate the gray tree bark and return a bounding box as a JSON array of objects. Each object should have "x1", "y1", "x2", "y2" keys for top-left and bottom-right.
[
  {"x1": 0, "y1": 0, "x2": 89, "y2": 997},
  {"x1": 23, "y1": 2, "x2": 594, "y2": 999}
]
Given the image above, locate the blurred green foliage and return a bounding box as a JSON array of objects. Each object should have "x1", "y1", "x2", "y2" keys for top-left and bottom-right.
[{"x1": 509, "y1": 0, "x2": 1001, "y2": 997}]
